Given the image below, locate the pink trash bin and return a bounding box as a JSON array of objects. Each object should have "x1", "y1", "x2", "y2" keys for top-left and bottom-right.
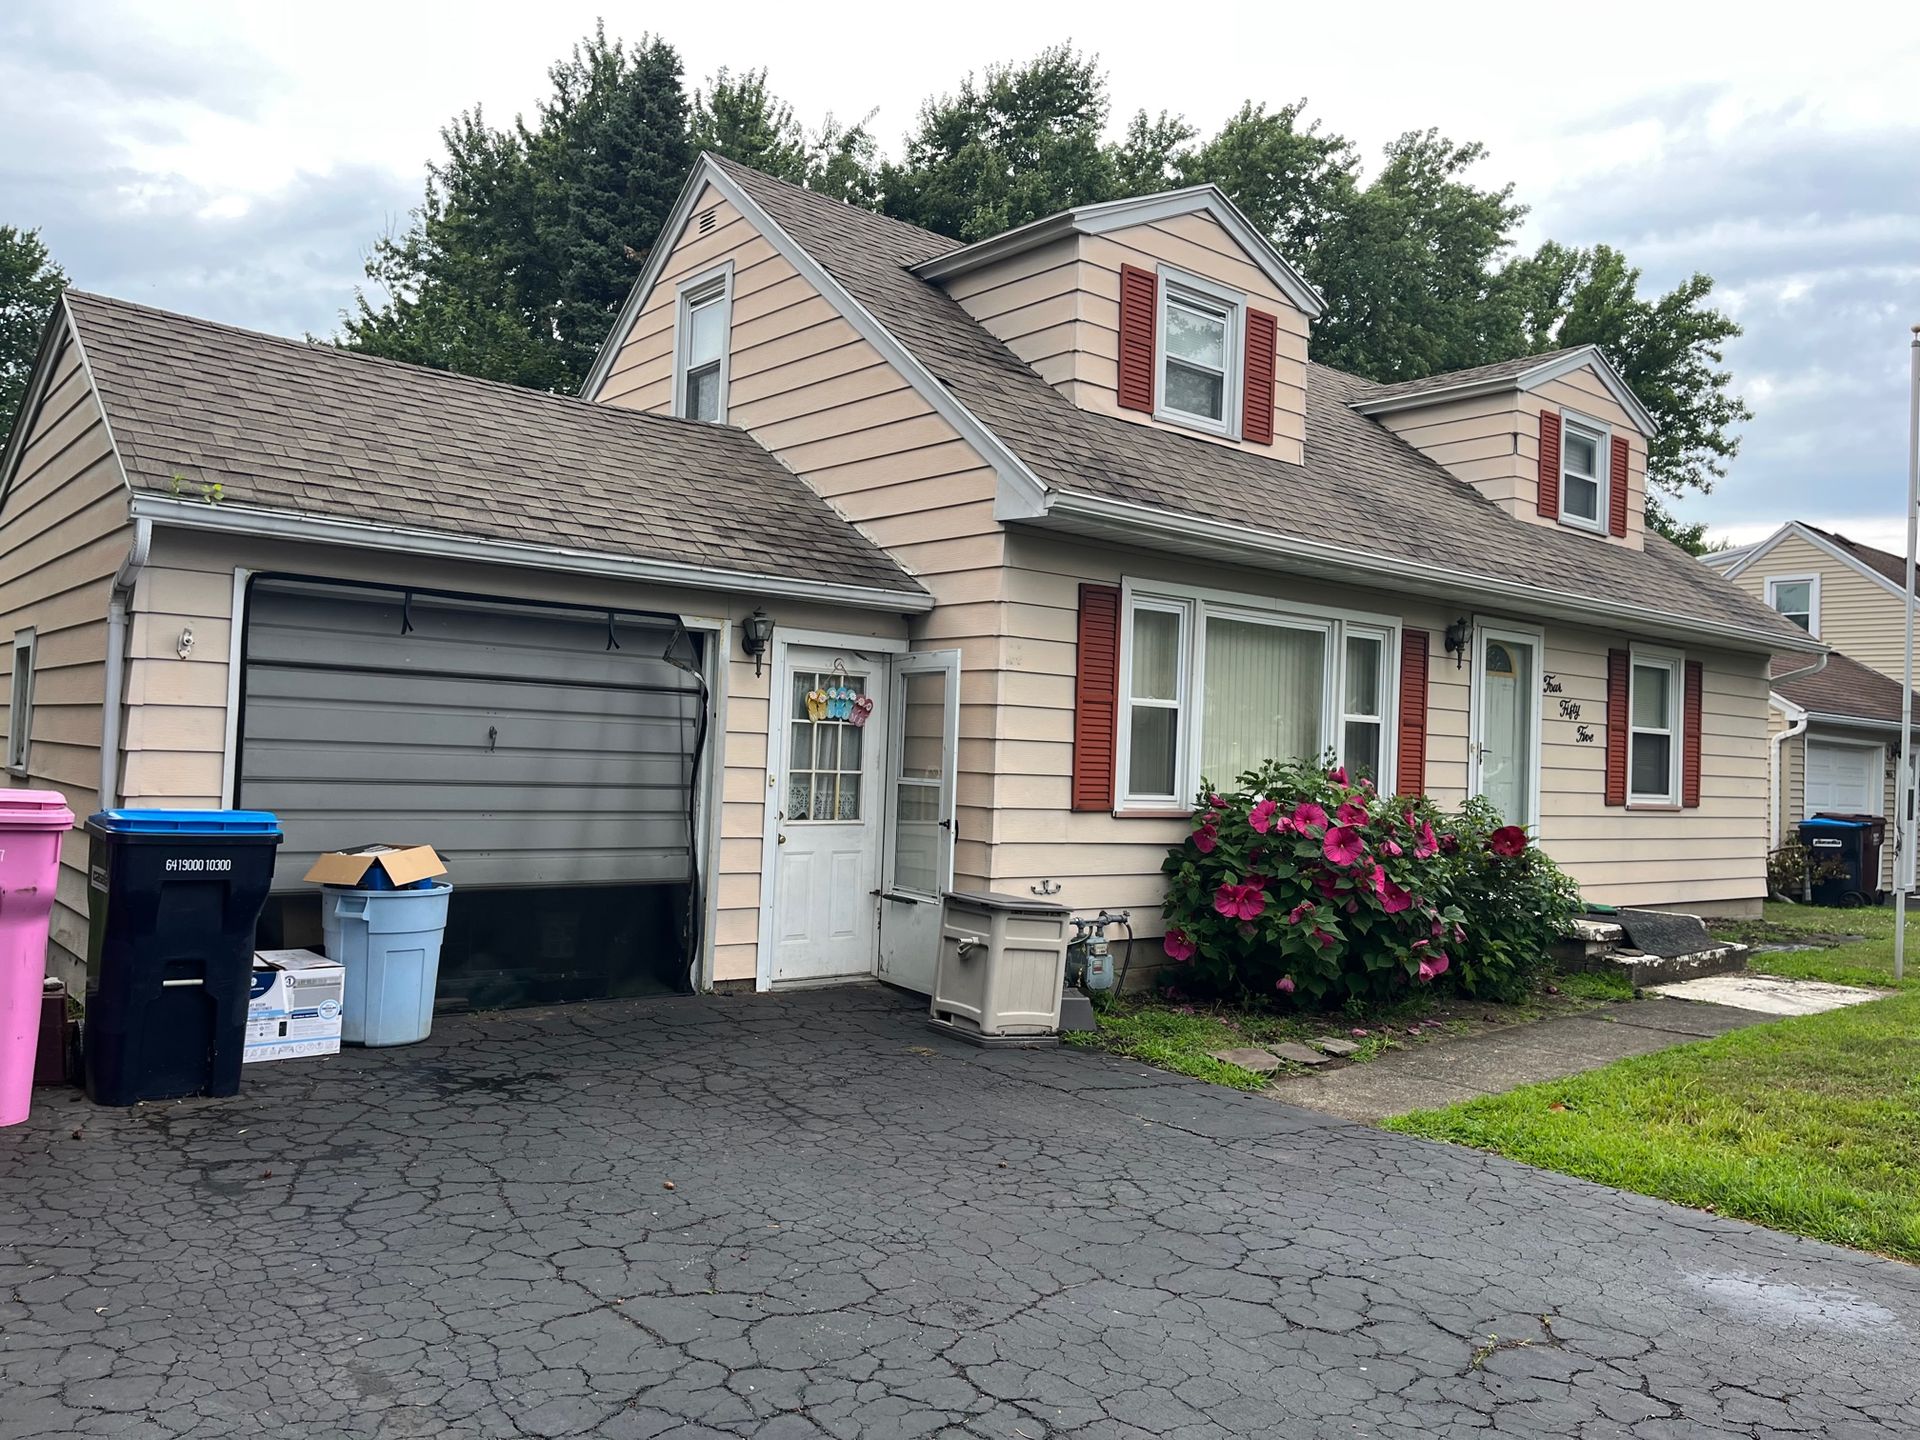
[{"x1": 0, "y1": 789, "x2": 75, "y2": 1126}]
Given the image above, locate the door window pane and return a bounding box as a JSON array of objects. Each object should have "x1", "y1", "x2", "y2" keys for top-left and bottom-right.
[
  {"x1": 892, "y1": 783, "x2": 940, "y2": 895},
  {"x1": 786, "y1": 669, "x2": 866, "y2": 822},
  {"x1": 898, "y1": 672, "x2": 945, "y2": 779},
  {"x1": 1200, "y1": 617, "x2": 1326, "y2": 783}
]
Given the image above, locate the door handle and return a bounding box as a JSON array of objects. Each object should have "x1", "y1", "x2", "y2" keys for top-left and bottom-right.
[
  {"x1": 938, "y1": 818, "x2": 952, "y2": 831},
  {"x1": 777, "y1": 833, "x2": 787, "y2": 845}
]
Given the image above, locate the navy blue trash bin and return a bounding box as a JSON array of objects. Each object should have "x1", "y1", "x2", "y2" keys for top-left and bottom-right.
[
  {"x1": 82, "y1": 809, "x2": 282, "y2": 1105},
  {"x1": 1796, "y1": 814, "x2": 1886, "y2": 908}
]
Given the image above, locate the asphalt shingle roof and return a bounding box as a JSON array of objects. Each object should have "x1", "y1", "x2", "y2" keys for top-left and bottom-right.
[
  {"x1": 710, "y1": 156, "x2": 1803, "y2": 648},
  {"x1": 62, "y1": 290, "x2": 924, "y2": 599},
  {"x1": 1773, "y1": 649, "x2": 1917, "y2": 725},
  {"x1": 1802, "y1": 524, "x2": 1915, "y2": 594},
  {"x1": 1347, "y1": 348, "x2": 1590, "y2": 401}
]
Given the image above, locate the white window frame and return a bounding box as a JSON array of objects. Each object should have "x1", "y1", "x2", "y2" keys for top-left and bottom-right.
[
  {"x1": 673, "y1": 261, "x2": 734, "y2": 423},
  {"x1": 1766, "y1": 573, "x2": 1821, "y2": 637},
  {"x1": 1113, "y1": 579, "x2": 1399, "y2": 812},
  {"x1": 1154, "y1": 265, "x2": 1244, "y2": 439},
  {"x1": 1557, "y1": 409, "x2": 1612, "y2": 534},
  {"x1": 6, "y1": 628, "x2": 35, "y2": 775},
  {"x1": 1627, "y1": 645, "x2": 1685, "y2": 807}
]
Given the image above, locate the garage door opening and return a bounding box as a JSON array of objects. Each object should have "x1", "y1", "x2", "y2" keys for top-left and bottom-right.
[{"x1": 239, "y1": 577, "x2": 709, "y2": 1009}]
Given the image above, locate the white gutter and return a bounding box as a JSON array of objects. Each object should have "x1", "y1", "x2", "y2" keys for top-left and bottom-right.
[
  {"x1": 126, "y1": 494, "x2": 934, "y2": 615},
  {"x1": 1768, "y1": 693, "x2": 1810, "y2": 849},
  {"x1": 99, "y1": 517, "x2": 151, "y2": 811},
  {"x1": 1042, "y1": 490, "x2": 1826, "y2": 657}
]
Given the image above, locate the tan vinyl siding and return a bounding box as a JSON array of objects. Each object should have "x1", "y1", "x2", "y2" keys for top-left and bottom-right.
[
  {"x1": 983, "y1": 532, "x2": 1766, "y2": 932},
  {"x1": 591, "y1": 182, "x2": 1012, "y2": 891},
  {"x1": 0, "y1": 330, "x2": 134, "y2": 979},
  {"x1": 126, "y1": 527, "x2": 909, "y2": 986},
  {"x1": 942, "y1": 218, "x2": 1311, "y2": 464},
  {"x1": 1724, "y1": 531, "x2": 1905, "y2": 677},
  {"x1": 1379, "y1": 366, "x2": 1649, "y2": 549}
]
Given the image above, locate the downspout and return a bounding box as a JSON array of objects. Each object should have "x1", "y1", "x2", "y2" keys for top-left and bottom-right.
[
  {"x1": 1766, "y1": 651, "x2": 1826, "y2": 852},
  {"x1": 98, "y1": 518, "x2": 151, "y2": 811}
]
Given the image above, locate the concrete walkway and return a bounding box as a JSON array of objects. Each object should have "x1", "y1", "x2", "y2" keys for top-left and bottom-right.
[{"x1": 1272, "y1": 996, "x2": 1770, "y2": 1121}]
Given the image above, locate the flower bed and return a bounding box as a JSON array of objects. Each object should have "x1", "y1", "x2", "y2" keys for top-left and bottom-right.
[{"x1": 1160, "y1": 759, "x2": 1581, "y2": 1007}]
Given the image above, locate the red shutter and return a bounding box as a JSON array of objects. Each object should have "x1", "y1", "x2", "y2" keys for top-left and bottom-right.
[
  {"x1": 1608, "y1": 434, "x2": 1632, "y2": 538},
  {"x1": 1241, "y1": 308, "x2": 1278, "y2": 444},
  {"x1": 1072, "y1": 584, "x2": 1122, "y2": 812},
  {"x1": 1117, "y1": 265, "x2": 1157, "y2": 413},
  {"x1": 1682, "y1": 659, "x2": 1704, "y2": 808},
  {"x1": 1537, "y1": 409, "x2": 1562, "y2": 519},
  {"x1": 1396, "y1": 629, "x2": 1429, "y2": 797},
  {"x1": 1605, "y1": 648, "x2": 1630, "y2": 806}
]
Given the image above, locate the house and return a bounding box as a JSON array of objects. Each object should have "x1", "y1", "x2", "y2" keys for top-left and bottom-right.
[
  {"x1": 1704, "y1": 522, "x2": 1920, "y2": 890},
  {"x1": 0, "y1": 155, "x2": 1816, "y2": 1005}
]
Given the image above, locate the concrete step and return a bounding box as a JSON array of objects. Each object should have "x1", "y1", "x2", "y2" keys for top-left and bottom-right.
[{"x1": 1567, "y1": 941, "x2": 1751, "y2": 988}]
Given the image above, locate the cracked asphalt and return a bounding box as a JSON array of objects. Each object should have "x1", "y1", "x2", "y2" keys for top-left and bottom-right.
[{"x1": 2, "y1": 984, "x2": 1916, "y2": 1438}]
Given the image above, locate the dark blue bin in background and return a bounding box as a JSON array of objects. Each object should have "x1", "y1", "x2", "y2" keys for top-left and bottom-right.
[
  {"x1": 1796, "y1": 814, "x2": 1887, "y2": 908},
  {"x1": 83, "y1": 809, "x2": 282, "y2": 1105}
]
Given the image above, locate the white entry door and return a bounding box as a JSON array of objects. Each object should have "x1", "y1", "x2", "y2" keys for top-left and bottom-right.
[
  {"x1": 876, "y1": 650, "x2": 961, "y2": 994},
  {"x1": 770, "y1": 647, "x2": 888, "y2": 984},
  {"x1": 1472, "y1": 626, "x2": 1542, "y2": 828}
]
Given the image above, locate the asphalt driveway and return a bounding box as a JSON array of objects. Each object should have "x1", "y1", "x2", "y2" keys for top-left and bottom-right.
[{"x1": 2, "y1": 985, "x2": 1916, "y2": 1438}]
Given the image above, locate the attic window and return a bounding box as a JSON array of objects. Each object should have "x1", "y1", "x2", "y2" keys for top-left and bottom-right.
[
  {"x1": 1155, "y1": 268, "x2": 1244, "y2": 437},
  {"x1": 674, "y1": 262, "x2": 733, "y2": 423},
  {"x1": 1558, "y1": 415, "x2": 1610, "y2": 532}
]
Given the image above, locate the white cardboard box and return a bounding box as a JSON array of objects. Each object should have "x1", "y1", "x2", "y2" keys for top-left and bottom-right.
[{"x1": 246, "y1": 949, "x2": 344, "y2": 1063}]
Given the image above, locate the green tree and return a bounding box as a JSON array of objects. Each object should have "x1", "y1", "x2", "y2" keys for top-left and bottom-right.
[
  {"x1": 692, "y1": 68, "x2": 881, "y2": 205},
  {"x1": 1, "y1": 226, "x2": 69, "y2": 444},
  {"x1": 341, "y1": 25, "x2": 691, "y2": 391},
  {"x1": 1177, "y1": 101, "x2": 1356, "y2": 265},
  {"x1": 879, "y1": 45, "x2": 1123, "y2": 240}
]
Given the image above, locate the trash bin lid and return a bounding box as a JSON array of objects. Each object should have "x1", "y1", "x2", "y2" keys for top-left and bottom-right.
[
  {"x1": 1799, "y1": 815, "x2": 1870, "y2": 831},
  {"x1": 86, "y1": 808, "x2": 282, "y2": 836},
  {"x1": 944, "y1": 888, "x2": 1072, "y2": 914},
  {"x1": 0, "y1": 789, "x2": 75, "y2": 830}
]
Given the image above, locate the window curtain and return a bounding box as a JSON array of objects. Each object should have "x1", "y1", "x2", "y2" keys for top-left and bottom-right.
[{"x1": 1201, "y1": 617, "x2": 1325, "y2": 783}]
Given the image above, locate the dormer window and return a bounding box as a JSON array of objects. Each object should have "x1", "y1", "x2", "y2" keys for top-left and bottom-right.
[
  {"x1": 1156, "y1": 268, "x2": 1243, "y2": 437},
  {"x1": 674, "y1": 262, "x2": 733, "y2": 423},
  {"x1": 1559, "y1": 415, "x2": 1609, "y2": 532}
]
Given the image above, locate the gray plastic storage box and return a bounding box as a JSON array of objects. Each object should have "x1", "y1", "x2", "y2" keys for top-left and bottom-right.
[{"x1": 929, "y1": 890, "x2": 1070, "y2": 1045}]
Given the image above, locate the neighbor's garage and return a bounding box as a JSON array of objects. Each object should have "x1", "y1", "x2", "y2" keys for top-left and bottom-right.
[
  {"x1": 1805, "y1": 739, "x2": 1881, "y2": 819},
  {"x1": 237, "y1": 577, "x2": 707, "y2": 1009}
]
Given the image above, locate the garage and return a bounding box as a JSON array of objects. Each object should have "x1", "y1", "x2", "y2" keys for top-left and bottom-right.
[
  {"x1": 1805, "y1": 739, "x2": 1881, "y2": 819},
  {"x1": 238, "y1": 577, "x2": 709, "y2": 1009}
]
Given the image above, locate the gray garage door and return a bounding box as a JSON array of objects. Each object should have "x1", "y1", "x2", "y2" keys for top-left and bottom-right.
[{"x1": 240, "y1": 580, "x2": 704, "y2": 892}]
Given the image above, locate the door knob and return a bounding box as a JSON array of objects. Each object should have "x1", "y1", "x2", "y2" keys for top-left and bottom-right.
[{"x1": 777, "y1": 833, "x2": 787, "y2": 845}]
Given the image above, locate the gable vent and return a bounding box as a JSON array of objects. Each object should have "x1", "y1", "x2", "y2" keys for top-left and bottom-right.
[{"x1": 696, "y1": 207, "x2": 718, "y2": 236}]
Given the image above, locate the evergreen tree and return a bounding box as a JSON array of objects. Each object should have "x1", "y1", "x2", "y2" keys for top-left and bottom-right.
[{"x1": 0, "y1": 227, "x2": 69, "y2": 444}]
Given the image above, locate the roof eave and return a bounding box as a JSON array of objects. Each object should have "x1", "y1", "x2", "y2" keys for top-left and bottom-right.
[
  {"x1": 1035, "y1": 488, "x2": 1822, "y2": 656},
  {"x1": 1349, "y1": 345, "x2": 1659, "y2": 439},
  {"x1": 911, "y1": 185, "x2": 1327, "y2": 319},
  {"x1": 126, "y1": 493, "x2": 934, "y2": 614}
]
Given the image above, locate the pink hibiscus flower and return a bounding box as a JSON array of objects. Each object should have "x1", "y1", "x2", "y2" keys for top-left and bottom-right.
[
  {"x1": 1275, "y1": 975, "x2": 1296, "y2": 995},
  {"x1": 1213, "y1": 881, "x2": 1267, "y2": 921},
  {"x1": 1207, "y1": 792, "x2": 1229, "y2": 810},
  {"x1": 1287, "y1": 901, "x2": 1315, "y2": 925},
  {"x1": 1248, "y1": 798, "x2": 1280, "y2": 834},
  {"x1": 1413, "y1": 820, "x2": 1440, "y2": 860},
  {"x1": 1310, "y1": 927, "x2": 1337, "y2": 948},
  {"x1": 1162, "y1": 928, "x2": 1196, "y2": 963},
  {"x1": 1192, "y1": 822, "x2": 1218, "y2": 855},
  {"x1": 1383, "y1": 837, "x2": 1403, "y2": 857},
  {"x1": 1327, "y1": 765, "x2": 1349, "y2": 784},
  {"x1": 1335, "y1": 800, "x2": 1369, "y2": 828},
  {"x1": 1314, "y1": 871, "x2": 1340, "y2": 899},
  {"x1": 1292, "y1": 801, "x2": 1330, "y2": 834},
  {"x1": 1417, "y1": 952, "x2": 1451, "y2": 982},
  {"x1": 1489, "y1": 825, "x2": 1528, "y2": 858},
  {"x1": 1376, "y1": 877, "x2": 1413, "y2": 914},
  {"x1": 1322, "y1": 825, "x2": 1366, "y2": 867}
]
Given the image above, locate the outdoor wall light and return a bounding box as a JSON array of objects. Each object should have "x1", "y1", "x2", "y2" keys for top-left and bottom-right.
[
  {"x1": 1443, "y1": 617, "x2": 1472, "y2": 670},
  {"x1": 741, "y1": 608, "x2": 776, "y2": 677},
  {"x1": 176, "y1": 626, "x2": 195, "y2": 660}
]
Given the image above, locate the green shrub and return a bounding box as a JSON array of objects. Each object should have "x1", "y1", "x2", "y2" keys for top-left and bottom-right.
[
  {"x1": 1159, "y1": 763, "x2": 1579, "y2": 1007},
  {"x1": 1442, "y1": 796, "x2": 1582, "y2": 1001},
  {"x1": 1158, "y1": 758, "x2": 1464, "y2": 1007}
]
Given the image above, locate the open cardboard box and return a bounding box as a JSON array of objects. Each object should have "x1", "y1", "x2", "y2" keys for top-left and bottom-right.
[{"x1": 303, "y1": 843, "x2": 447, "y2": 888}]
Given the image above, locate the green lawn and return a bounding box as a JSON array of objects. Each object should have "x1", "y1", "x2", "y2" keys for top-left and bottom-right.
[
  {"x1": 1710, "y1": 901, "x2": 1919, "y2": 989},
  {"x1": 1388, "y1": 969, "x2": 1920, "y2": 1262}
]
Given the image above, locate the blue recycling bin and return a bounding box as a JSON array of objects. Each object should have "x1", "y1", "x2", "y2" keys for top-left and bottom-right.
[
  {"x1": 1796, "y1": 815, "x2": 1886, "y2": 907},
  {"x1": 82, "y1": 809, "x2": 282, "y2": 1104},
  {"x1": 322, "y1": 882, "x2": 452, "y2": 1046}
]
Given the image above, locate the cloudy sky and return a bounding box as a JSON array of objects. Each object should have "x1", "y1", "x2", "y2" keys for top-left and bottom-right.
[{"x1": 5, "y1": 1, "x2": 1916, "y2": 547}]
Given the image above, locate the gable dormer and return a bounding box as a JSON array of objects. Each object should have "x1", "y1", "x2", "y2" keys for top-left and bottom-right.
[
  {"x1": 1349, "y1": 348, "x2": 1658, "y2": 551},
  {"x1": 915, "y1": 190, "x2": 1323, "y2": 466}
]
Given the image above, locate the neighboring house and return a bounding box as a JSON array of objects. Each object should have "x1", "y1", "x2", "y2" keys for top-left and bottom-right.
[
  {"x1": 1705, "y1": 522, "x2": 1920, "y2": 889},
  {"x1": 0, "y1": 156, "x2": 1814, "y2": 1004}
]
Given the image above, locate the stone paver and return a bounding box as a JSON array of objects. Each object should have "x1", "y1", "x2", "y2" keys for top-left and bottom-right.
[
  {"x1": 1276, "y1": 998, "x2": 1778, "y2": 1122},
  {"x1": 1205, "y1": 1046, "x2": 1281, "y2": 1074},
  {"x1": 3, "y1": 985, "x2": 1918, "y2": 1437},
  {"x1": 1650, "y1": 973, "x2": 1891, "y2": 1015}
]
